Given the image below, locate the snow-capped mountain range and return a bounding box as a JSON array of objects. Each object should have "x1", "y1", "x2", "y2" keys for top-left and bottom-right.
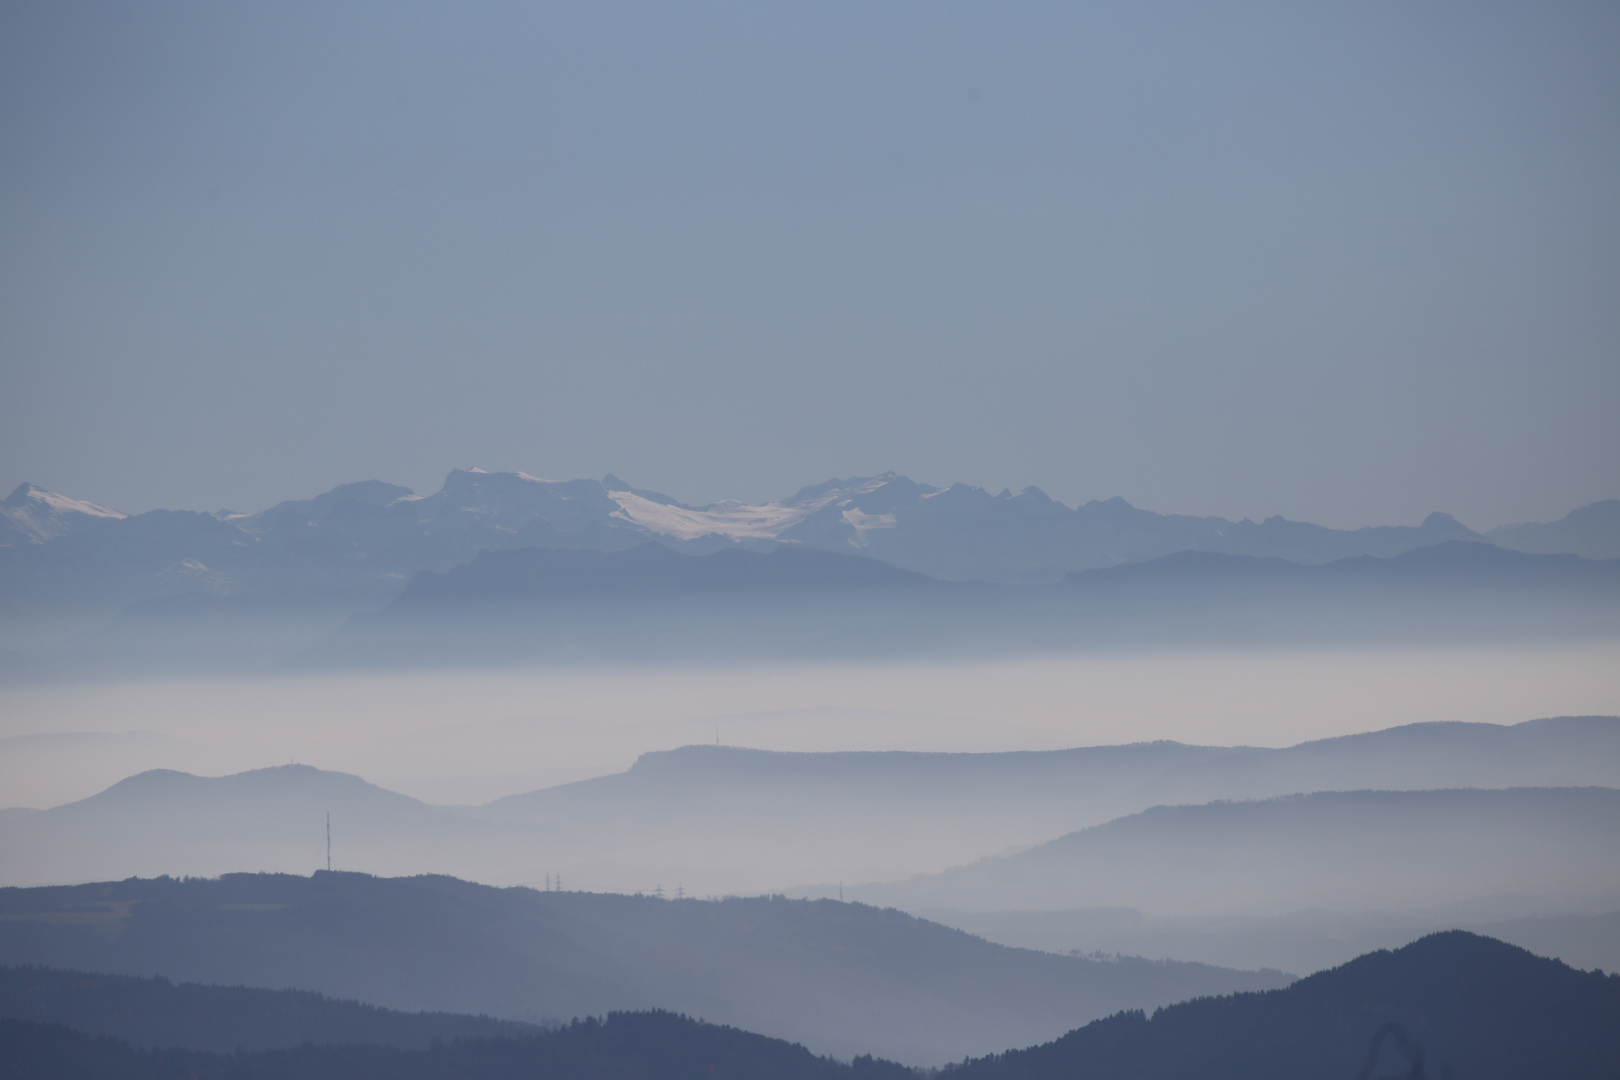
[
  {"x1": 0, "y1": 469, "x2": 1616, "y2": 614},
  {"x1": 2, "y1": 469, "x2": 1617, "y2": 674}
]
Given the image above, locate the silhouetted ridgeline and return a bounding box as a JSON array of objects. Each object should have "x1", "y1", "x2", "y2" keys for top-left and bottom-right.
[
  {"x1": 485, "y1": 716, "x2": 1620, "y2": 896},
  {"x1": 6, "y1": 718, "x2": 1617, "y2": 909},
  {"x1": 305, "y1": 540, "x2": 1620, "y2": 668},
  {"x1": 394, "y1": 543, "x2": 935, "y2": 604},
  {"x1": 0, "y1": 873, "x2": 1288, "y2": 1064},
  {"x1": 1, "y1": 933, "x2": 1615, "y2": 1079},
  {"x1": 844, "y1": 786, "x2": 1620, "y2": 918},
  {"x1": 0, "y1": 965, "x2": 541, "y2": 1052},
  {"x1": 0, "y1": 1009, "x2": 913, "y2": 1080},
  {"x1": 9, "y1": 472, "x2": 1616, "y2": 614},
  {"x1": 943, "y1": 932, "x2": 1620, "y2": 1080},
  {"x1": 6, "y1": 471, "x2": 1620, "y2": 676}
]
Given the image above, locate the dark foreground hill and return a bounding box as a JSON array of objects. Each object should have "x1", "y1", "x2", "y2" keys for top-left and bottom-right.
[
  {"x1": 0, "y1": 872, "x2": 1289, "y2": 1065},
  {"x1": 945, "y1": 931, "x2": 1620, "y2": 1080},
  {"x1": 0, "y1": 1009, "x2": 912, "y2": 1080},
  {"x1": 2, "y1": 932, "x2": 1615, "y2": 1080},
  {"x1": 0, "y1": 965, "x2": 540, "y2": 1052}
]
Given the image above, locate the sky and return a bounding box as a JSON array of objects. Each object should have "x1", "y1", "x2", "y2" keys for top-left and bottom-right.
[{"x1": 2, "y1": 1, "x2": 1617, "y2": 529}]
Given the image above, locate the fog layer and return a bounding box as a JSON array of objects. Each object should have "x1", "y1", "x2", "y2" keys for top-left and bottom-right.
[{"x1": 3, "y1": 644, "x2": 1617, "y2": 809}]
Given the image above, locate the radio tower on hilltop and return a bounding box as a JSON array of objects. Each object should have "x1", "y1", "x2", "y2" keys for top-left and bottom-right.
[{"x1": 326, "y1": 811, "x2": 331, "y2": 872}]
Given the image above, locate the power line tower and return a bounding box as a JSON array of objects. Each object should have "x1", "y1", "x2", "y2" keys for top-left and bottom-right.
[{"x1": 325, "y1": 811, "x2": 331, "y2": 872}]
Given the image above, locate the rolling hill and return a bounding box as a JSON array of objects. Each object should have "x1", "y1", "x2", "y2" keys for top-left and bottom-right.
[
  {"x1": 946, "y1": 931, "x2": 1620, "y2": 1080},
  {"x1": 2, "y1": 932, "x2": 1614, "y2": 1079},
  {"x1": 0, "y1": 872, "x2": 1289, "y2": 1065},
  {"x1": 845, "y1": 786, "x2": 1620, "y2": 918},
  {"x1": 4, "y1": 716, "x2": 1617, "y2": 902},
  {"x1": 0, "y1": 965, "x2": 540, "y2": 1051}
]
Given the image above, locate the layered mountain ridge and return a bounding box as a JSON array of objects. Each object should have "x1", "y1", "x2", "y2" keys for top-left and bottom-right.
[
  {"x1": 5, "y1": 470, "x2": 1617, "y2": 674},
  {"x1": 0, "y1": 872, "x2": 1289, "y2": 1064},
  {"x1": 6, "y1": 716, "x2": 1617, "y2": 962},
  {"x1": 6, "y1": 470, "x2": 1617, "y2": 608}
]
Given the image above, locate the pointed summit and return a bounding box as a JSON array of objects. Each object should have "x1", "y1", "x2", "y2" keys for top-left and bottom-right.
[{"x1": 0, "y1": 482, "x2": 125, "y2": 543}]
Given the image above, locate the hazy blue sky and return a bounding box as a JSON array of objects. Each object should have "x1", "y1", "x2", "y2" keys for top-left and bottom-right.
[{"x1": 2, "y1": 1, "x2": 1616, "y2": 528}]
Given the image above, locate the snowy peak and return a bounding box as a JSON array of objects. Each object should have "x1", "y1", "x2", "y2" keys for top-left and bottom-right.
[
  {"x1": 606, "y1": 490, "x2": 802, "y2": 540},
  {"x1": 595, "y1": 474, "x2": 927, "y2": 543},
  {"x1": 779, "y1": 473, "x2": 941, "y2": 513},
  {"x1": 7, "y1": 472, "x2": 1618, "y2": 596},
  {"x1": 0, "y1": 482, "x2": 125, "y2": 544}
]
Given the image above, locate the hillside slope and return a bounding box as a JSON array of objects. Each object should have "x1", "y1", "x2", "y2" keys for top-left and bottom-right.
[
  {"x1": 847, "y1": 786, "x2": 1620, "y2": 917},
  {"x1": 0, "y1": 1009, "x2": 911, "y2": 1080},
  {"x1": 0, "y1": 965, "x2": 539, "y2": 1051},
  {"x1": 5, "y1": 717, "x2": 1617, "y2": 900},
  {"x1": 947, "y1": 931, "x2": 1620, "y2": 1080},
  {"x1": 0, "y1": 873, "x2": 1289, "y2": 1065}
]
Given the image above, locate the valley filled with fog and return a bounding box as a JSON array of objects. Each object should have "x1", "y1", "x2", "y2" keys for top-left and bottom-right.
[{"x1": 3, "y1": 644, "x2": 1617, "y2": 810}]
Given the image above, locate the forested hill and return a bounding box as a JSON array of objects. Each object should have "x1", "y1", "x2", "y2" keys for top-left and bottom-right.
[
  {"x1": 945, "y1": 931, "x2": 1620, "y2": 1080},
  {"x1": 0, "y1": 965, "x2": 540, "y2": 1052},
  {"x1": 0, "y1": 872, "x2": 1288, "y2": 1064},
  {"x1": 0, "y1": 1009, "x2": 914, "y2": 1080},
  {"x1": 2, "y1": 932, "x2": 1615, "y2": 1079}
]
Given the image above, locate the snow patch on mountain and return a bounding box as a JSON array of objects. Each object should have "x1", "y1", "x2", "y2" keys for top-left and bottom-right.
[
  {"x1": 842, "y1": 508, "x2": 898, "y2": 533},
  {"x1": 606, "y1": 491, "x2": 810, "y2": 540},
  {"x1": 1, "y1": 483, "x2": 126, "y2": 543},
  {"x1": 602, "y1": 475, "x2": 922, "y2": 542}
]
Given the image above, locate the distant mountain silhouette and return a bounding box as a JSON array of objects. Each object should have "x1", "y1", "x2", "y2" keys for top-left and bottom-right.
[
  {"x1": 392, "y1": 542, "x2": 933, "y2": 606},
  {"x1": 5, "y1": 717, "x2": 1617, "y2": 905},
  {"x1": 0, "y1": 965, "x2": 540, "y2": 1051},
  {"x1": 6, "y1": 471, "x2": 1619, "y2": 673},
  {"x1": 4, "y1": 469, "x2": 1615, "y2": 612},
  {"x1": 478, "y1": 715, "x2": 1620, "y2": 897},
  {"x1": 0, "y1": 764, "x2": 533, "y2": 886},
  {"x1": 944, "y1": 931, "x2": 1620, "y2": 1080},
  {"x1": 1487, "y1": 498, "x2": 1620, "y2": 559},
  {"x1": 847, "y1": 787, "x2": 1620, "y2": 919},
  {"x1": 0, "y1": 872, "x2": 1288, "y2": 1065},
  {"x1": 1060, "y1": 539, "x2": 1620, "y2": 597},
  {"x1": 773, "y1": 478, "x2": 1491, "y2": 583},
  {"x1": 0, "y1": 1008, "x2": 912, "y2": 1080},
  {"x1": 293, "y1": 540, "x2": 1620, "y2": 669}
]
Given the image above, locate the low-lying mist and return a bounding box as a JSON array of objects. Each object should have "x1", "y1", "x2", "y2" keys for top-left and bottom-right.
[{"x1": 3, "y1": 642, "x2": 1616, "y2": 810}]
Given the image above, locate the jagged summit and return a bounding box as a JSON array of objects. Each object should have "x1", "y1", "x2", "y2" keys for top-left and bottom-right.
[
  {"x1": 4, "y1": 472, "x2": 1617, "y2": 602},
  {"x1": 1487, "y1": 498, "x2": 1620, "y2": 559},
  {"x1": 1, "y1": 482, "x2": 126, "y2": 545}
]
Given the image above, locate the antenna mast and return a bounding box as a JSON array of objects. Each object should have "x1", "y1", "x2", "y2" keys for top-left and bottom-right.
[{"x1": 326, "y1": 811, "x2": 331, "y2": 872}]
